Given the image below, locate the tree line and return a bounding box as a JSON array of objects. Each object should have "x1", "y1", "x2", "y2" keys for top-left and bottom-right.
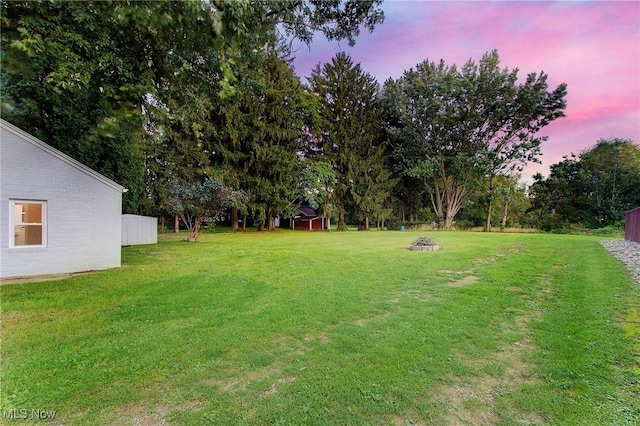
[
  {"x1": 528, "y1": 138, "x2": 640, "y2": 231},
  {"x1": 3, "y1": 1, "x2": 634, "y2": 236}
]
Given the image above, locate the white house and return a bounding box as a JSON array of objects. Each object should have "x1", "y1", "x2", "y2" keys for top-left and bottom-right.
[{"x1": 0, "y1": 119, "x2": 127, "y2": 279}]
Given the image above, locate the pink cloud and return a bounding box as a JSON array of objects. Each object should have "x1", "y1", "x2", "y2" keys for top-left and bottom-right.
[{"x1": 293, "y1": 1, "x2": 640, "y2": 180}]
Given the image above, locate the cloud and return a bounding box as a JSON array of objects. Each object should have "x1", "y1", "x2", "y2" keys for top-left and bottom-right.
[{"x1": 293, "y1": 0, "x2": 640, "y2": 180}]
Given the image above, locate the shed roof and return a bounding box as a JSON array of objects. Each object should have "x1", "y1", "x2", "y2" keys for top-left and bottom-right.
[
  {"x1": 1, "y1": 119, "x2": 127, "y2": 193},
  {"x1": 297, "y1": 205, "x2": 317, "y2": 217}
]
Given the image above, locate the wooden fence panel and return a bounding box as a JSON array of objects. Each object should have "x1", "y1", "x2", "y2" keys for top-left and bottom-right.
[{"x1": 625, "y1": 207, "x2": 640, "y2": 243}]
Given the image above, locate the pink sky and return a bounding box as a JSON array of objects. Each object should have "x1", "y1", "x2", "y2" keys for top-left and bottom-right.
[{"x1": 292, "y1": 0, "x2": 640, "y2": 183}]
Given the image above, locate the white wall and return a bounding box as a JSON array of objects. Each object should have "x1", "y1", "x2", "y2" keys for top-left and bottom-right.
[
  {"x1": 0, "y1": 124, "x2": 124, "y2": 278},
  {"x1": 122, "y1": 214, "x2": 157, "y2": 246}
]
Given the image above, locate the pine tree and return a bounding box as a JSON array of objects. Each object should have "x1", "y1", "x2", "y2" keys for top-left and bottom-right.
[
  {"x1": 211, "y1": 53, "x2": 307, "y2": 230},
  {"x1": 308, "y1": 53, "x2": 388, "y2": 230}
]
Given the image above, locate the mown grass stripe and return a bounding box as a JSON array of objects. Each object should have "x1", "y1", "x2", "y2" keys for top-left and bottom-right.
[{"x1": 0, "y1": 231, "x2": 637, "y2": 425}]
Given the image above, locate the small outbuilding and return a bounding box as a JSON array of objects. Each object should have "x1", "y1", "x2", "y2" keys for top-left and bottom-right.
[
  {"x1": 625, "y1": 207, "x2": 640, "y2": 244},
  {"x1": 0, "y1": 119, "x2": 127, "y2": 279},
  {"x1": 283, "y1": 205, "x2": 328, "y2": 231}
]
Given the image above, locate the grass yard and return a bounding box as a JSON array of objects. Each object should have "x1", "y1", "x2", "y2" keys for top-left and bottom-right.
[{"x1": 1, "y1": 231, "x2": 639, "y2": 425}]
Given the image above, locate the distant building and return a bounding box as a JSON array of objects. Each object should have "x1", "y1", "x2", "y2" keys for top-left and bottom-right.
[
  {"x1": 0, "y1": 119, "x2": 127, "y2": 279},
  {"x1": 625, "y1": 207, "x2": 640, "y2": 243},
  {"x1": 282, "y1": 205, "x2": 328, "y2": 231}
]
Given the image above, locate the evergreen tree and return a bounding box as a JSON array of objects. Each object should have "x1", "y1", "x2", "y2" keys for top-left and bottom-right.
[
  {"x1": 1, "y1": 1, "x2": 384, "y2": 214},
  {"x1": 308, "y1": 52, "x2": 388, "y2": 230},
  {"x1": 210, "y1": 52, "x2": 308, "y2": 230}
]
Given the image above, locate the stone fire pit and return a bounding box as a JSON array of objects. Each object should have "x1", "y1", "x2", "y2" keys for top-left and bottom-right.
[{"x1": 409, "y1": 236, "x2": 440, "y2": 251}]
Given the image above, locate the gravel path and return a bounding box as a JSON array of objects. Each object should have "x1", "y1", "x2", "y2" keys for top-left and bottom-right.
[{"x1": 600, "y1": 239, "x2": 640, "y2": 284}]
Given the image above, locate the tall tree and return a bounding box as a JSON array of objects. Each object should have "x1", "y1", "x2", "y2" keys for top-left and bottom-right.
[
  {"x1": 308, "y1": 52, "x2": 387, "y2": 230},
  {"x1": 247, "y1": 54, "x2": 309, "y2": 230},
  {"x1": 460, "y1": 51, "x2": 567, "y2": 231},
  {"x1": 381, "y1": 61, "x2": 484, "y2": 229},
  {"x1": 381, "y1": 51, "x2": 567, "y2": 230},
  {"x1": 351, "y1": 147, "x2": 396, "y2": 230},
  {"x1": 1, "y1": 1, "x2": 384, "y2": 213},
  {"x1": 527, "y1": 156, "x2": 584, "y2": 230}
]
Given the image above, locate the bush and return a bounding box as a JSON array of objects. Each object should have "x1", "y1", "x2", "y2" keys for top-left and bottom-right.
[
  {"x1": 591, "y1": 226, "x2": 624, "y2": 237},
  {"x1": 387, "y1": 220, "x2": 438, "y2": 231}
]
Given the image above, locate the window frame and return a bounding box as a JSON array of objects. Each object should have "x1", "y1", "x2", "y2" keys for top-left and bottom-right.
[{"x1": 9, "y1": 200, "x2": 47, "y2": 248}]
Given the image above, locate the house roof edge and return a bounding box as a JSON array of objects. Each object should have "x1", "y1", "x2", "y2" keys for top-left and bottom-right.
[{"x1": 0, "y1": 119, "x2": 128, "y2": 193}]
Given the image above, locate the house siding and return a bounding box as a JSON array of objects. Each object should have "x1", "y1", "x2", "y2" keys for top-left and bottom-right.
[
  {"x1": 625, "y1": 207, "x2": 640, "y2": 244},
  {"x1": 0, "y1": 121, "x2": 125, "y2": 278}
]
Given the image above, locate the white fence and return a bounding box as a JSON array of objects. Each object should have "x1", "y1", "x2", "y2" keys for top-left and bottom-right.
[{"x1": 122, "y1": 214, "x2": 157, "y2": 246}]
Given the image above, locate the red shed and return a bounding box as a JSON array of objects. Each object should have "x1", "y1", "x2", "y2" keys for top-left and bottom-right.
[
  {"x1": 285, "y1": 205, "x2": 328, "y2": 231},
  {"x1": 625, "y1": 207, "x2": 640, "y2": 243}
]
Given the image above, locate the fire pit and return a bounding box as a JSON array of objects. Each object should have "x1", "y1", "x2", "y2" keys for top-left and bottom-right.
[{"x1": 409, "y1": 236, "x2": 440, "y2": 251}]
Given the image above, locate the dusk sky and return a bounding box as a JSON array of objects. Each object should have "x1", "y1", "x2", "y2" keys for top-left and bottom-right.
[{"x1": 291, "y1": 0, "x2": 640, "y2": 183}]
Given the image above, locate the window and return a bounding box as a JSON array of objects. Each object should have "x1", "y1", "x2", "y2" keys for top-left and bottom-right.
[{"x1": 10, "y1": 200, "x2": 46, "y2": 247}]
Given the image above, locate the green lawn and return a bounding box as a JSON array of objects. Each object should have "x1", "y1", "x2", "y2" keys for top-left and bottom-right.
[{"x1": 1, "y1": 231, "x2": 638, "y2": 425}]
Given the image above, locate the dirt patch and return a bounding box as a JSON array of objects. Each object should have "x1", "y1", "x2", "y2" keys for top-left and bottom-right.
[
  {"x1": 448, "y1": 275, "x2": 479, "y2": 287},
  {"x1": 0, "y1": 271, "x2": 96, "y2": 285},
  {"x1": 354, "y1": 311, "x2": 391, "y2": 327},
  {"x1": 203, "y1": 368, "x2": 275, "y2": 393},
  {"x1": 441, "y1": 270, "x2": 480, "y2": 287},
  {"x1": 435, "y1": 381, "x2": 500, "y2": 424},
  {"x1": 258, "y1": 376, "x2": 296, "y2": 398},
  {"x1": 107, "y1": 405, "x2": 170, "y2": 426},
  {"x1": 391, "y1": 288, "x2": 434, "y2": 303},
  {"x1": 430, "y1": 308, "x2": 545, "y2": 424},
  {"x1": 472, "y1": 246, "x2": 524, "y2": 267},
  {"x1": 106, "y1": 398, "x2": 203, "y2": 426},
  {"x1": 304, "y1": 331, "x2": 331, "y2": 344}
]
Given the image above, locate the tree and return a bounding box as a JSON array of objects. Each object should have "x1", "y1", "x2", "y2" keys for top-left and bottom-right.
[
  {"x1": 380, "y1": 51, "x2": 567, "y2": 230},
  {"x1": 528, "y1": 156, "x2": 585, "y2": 230},
  {"x1": 1, "y1": 1, "x2": 223, "y2": 212},
  {"x1": 485, "y1": 174, "x2": 530, "y2": 229},
  {"x1": 300, "y1": 161, "x2": 336, "y2": 230},
  {"x1": 460, "y1": 51, "x2": 567, "y2": 231},
  {"x1": 578, "y1": 138, "x2": 640, "y2": 227},
  {"x1": 308, "y1": 52, "x2": 387, "y2": 230},
  {"x1": 351, "y1": 148, "x2": 397, "y2": 230},
  {"x1": 381, "y1": 61, "x2": 484, "y2": 229},
  {"x1": 142, "y1": 109, "x2": 214, "y2": 229},
  {"x1": 208, "y1": 52, "x2": 308, "y2": 230},
  {"x1": 526, "y1": 139, "x2": 640, "y2": 230},
  {"x1": 167, "y1": 178, "x2": 244, "y2": 242},
  {"x1": 1, "y1": 1, "x2": 384, "y2": 214}
]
